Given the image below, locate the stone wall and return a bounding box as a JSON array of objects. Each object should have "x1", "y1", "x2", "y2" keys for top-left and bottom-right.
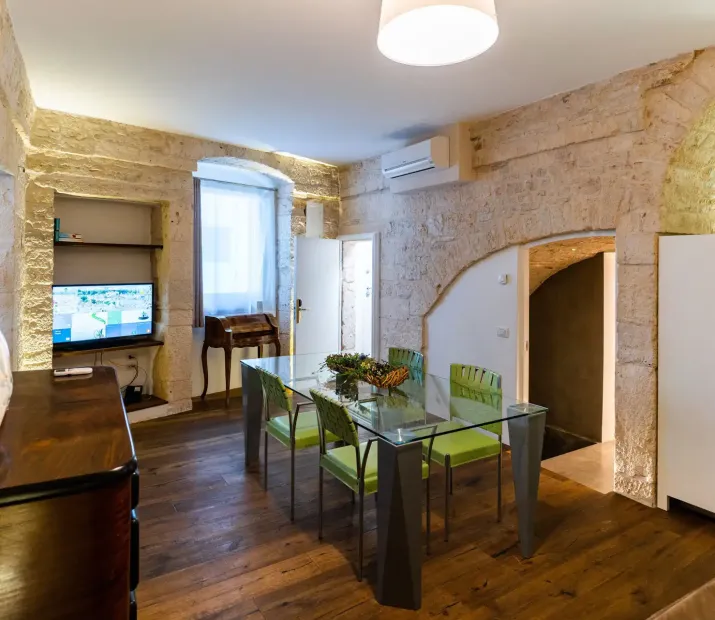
[
  {"x1": 0, "y1": 0, "x2": 34, "y2": 366},
  {"x1": 22, "y1": 109, "x2": 340, "y2": 414},
  {"x1": 339, "y1": 48, "x2": 715, "y2": 506}
]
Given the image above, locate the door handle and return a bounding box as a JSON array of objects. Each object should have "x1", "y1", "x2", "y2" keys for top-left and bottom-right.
[{"x1": 296, "y1": 299, "x2": 310, "y2": 324}]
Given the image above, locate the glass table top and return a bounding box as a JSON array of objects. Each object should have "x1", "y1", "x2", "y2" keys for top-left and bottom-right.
[{"x1": 242, "y1": 353, "x2": 547, "y2": 445}]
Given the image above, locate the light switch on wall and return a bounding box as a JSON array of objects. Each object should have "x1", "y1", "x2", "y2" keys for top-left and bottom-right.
[{"x1": 497, "y1": 327, "x2": 510, "y2": 338}]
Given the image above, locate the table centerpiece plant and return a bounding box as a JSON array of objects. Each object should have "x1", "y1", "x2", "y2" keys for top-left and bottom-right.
[{"x1": 322, "y1": 353, "x2": 409, "y2": 389}]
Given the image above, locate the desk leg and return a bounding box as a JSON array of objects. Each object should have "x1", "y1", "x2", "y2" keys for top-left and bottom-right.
[
  {"x1": 507, "y1": 411, "x2": 546, "y2": 558},
  {"x1": 241, "y1": 364, "x2": 262, "y2": 472},
  {"x1": 224, "y1": 347, "x2": 232, "y2": 408},
  {"x1": 376, "y1": 439, "x2": 422, "y2": 610},
  {"x1": 200, "y1": 343, "x2": 209, "y2": 400}
]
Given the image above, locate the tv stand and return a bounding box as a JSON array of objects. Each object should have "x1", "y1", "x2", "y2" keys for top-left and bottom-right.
[{"x1": 53, "y1": 337, "x2": 164, "y2": 358}]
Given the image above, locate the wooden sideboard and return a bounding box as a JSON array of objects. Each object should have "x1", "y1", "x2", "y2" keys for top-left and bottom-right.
[{"x1": 0, "y1": 367, "x2": 139, "y2": 620}]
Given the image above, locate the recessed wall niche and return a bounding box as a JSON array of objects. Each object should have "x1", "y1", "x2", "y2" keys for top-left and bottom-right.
[{"x1": 53, "y1": 194, "x2": 162, "y2": 286}]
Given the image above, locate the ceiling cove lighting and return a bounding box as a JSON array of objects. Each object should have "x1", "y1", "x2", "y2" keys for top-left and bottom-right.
[{"x1": 377, "y1": 0, "x2": 499, "y2": 67}]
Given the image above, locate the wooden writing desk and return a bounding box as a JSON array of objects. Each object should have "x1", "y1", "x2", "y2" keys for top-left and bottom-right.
[{"x1": 201, "y1": 313, "x2": 281, "y2": 406}]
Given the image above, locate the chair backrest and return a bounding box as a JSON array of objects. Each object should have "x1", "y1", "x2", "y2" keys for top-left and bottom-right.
[
  {"x1": 450, "y1": 363, "x2": 502, "y2": 393},
  {"x1": 310, "y1": 389, "x2": 359, "y2": 448},
  {"x1": 256, "y1": 367, "x2": 291, "y2": 414},
  {"x1": 449, "y1": 364, "x2": 502, "y2": 436},
  {"x1": 388, "y1": 347, "x2": 424, "y2": 380}
]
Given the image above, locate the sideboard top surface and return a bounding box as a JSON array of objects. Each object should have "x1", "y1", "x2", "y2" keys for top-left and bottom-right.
[{"x1": 0, "y1": 366, "x2": 135, "y2": 502}]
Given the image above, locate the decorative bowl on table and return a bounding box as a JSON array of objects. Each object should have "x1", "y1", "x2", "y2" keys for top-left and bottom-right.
[{"x1": 362, "y1": 362, "x2": 409, "y2": 389}]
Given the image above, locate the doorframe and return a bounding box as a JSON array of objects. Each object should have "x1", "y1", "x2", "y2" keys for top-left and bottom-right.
[{"x1": 338, "y1": 232, "x2": 381, "y2": 358}]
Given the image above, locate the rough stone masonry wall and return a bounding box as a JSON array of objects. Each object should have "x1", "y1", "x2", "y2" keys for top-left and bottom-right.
[
  {"x1": 22, "y1": 109, "x2": 339, "y2": 415},
  {"x1": 0, "y1": 0, "x2": 34, "y2": 366},
  {"x1": 339, "y1": 48, "x2": 715, "y2": 506}
]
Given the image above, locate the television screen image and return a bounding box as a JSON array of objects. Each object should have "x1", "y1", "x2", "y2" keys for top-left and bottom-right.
[{"x1": 52, "y1": 283, "x2": 153, "y2": 345}]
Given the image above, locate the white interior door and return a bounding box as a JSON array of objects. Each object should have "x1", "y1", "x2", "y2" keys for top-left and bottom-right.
[
  {"x1": 354, "y1": 240, "x2": 374, "y2": 356},
  {"x1": 295, "y1": 237, "x2": 341, "y2": 355},
  {"x1": 658, "y1": 234, "x2": 715, "y2": 512}
]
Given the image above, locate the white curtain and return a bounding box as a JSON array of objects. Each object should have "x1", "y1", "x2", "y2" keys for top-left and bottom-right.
[{"x1": 200, "y1": 180, "x2": 276, "y2": 316}]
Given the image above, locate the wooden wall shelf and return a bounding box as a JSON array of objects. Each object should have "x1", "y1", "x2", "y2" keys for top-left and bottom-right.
[
  {"x1": 54, "y1": 241, "x2": 163, "y2": 250},
  {"x1": 53, "y1": 338, "x2": 164, "y2": 358},
  {"x1": 125, "y1": 395, "x2": 168, "y2": 413}
]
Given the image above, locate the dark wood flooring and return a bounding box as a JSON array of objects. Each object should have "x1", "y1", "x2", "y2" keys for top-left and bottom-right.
[{"x1": 133, "y1": 399, "x2": 715, "y2": 619}]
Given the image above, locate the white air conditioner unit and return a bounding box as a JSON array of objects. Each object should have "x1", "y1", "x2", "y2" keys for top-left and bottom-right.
[
  {"x1": 380, "y1": 124, "x2": 476, "y2": 193},
  {"x1": 381, "y1": 136, "x2": 450, "y2": 180}
]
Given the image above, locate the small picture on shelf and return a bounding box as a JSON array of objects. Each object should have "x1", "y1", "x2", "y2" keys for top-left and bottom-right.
[{"x1": 57, "y1": 232, "x2": 84, "y2": 243}]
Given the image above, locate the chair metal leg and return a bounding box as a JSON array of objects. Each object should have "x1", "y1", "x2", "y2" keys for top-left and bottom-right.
[
  {"x1": 426, "y1": 473, "x2": 431, "y2": 554},
  {"x1": 318, "y1": 466, "x2": 324, "y2": 540},
  {"x1": 263, "y1": 430, "x2": 268, "y2": 491},
  {"x1": 450, "y1": 467, "x2": 454, "y2": 495},
  {"x1": 290, "y1": 439, "x2": 296, "y2": 522},
  {"x1": 444, "y1": 455, "x2": 451, "y2": 543},
  {"x1": 497, "y1": 441, "x2": 503, "y2": 523},
  {"x1": 358, "y1": 487, "x2": 365, "y2": 582}
]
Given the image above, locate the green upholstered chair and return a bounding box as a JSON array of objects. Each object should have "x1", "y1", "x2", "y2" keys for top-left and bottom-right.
[
  {"x1": 257, "y1": 368, "x2": 337, "y2": 522},
  {"x1": 422, "y1": 363, "x2": 503, "y2": 548},
  {"x1": 310, "y1": 388, "x2": 429, "y2": 582},
  {"x1": 387, "y1": 347, "x2": 424, "y2": 380}
]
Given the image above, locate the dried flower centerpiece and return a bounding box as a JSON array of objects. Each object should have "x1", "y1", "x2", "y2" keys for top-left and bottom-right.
[
  {"x1": 322, "y1": 353, "x2": 409, "y2": 389},
  {"x1": 361, "y1": 360, "x2": 409, "y2": 388},
  {"x1": 322, "y1": 352, "x2": 372, "y2": 377}
]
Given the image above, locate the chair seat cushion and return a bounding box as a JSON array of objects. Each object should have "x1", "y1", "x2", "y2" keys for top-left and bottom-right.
[
  {"x1": 422, "y1": 422, "x2": 500, "y2": 468},
  {"x1": 321, "y1": 442, "x2": 429, "y2": 495},
  {"x1": 266, "y1": 411, "x2": 338, "y2": 449}
]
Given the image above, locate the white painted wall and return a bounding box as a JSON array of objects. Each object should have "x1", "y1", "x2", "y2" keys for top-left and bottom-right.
[
  {"x1": 426, "y1": 246, "x2": 524, "y2": 396},
  {"x1": 53, "y1": 349, "x2": 157, "y2": 396},
  {"x1": 658, "y1": 235, "x2": 715, "y2": 512},
  {"x1": 190, "y1": 331, "x2": 266, "y2": 397},
  {"x1": 0, "y1": 174, "x2": 15, "y2": 352},
  {"x1": 602, "y1": 252, "x2": 616, "y2": 442}
]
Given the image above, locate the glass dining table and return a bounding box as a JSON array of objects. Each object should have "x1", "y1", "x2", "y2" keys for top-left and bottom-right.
[{"x1": 241, "y1": 353, "x2": 547, "y2": 610}]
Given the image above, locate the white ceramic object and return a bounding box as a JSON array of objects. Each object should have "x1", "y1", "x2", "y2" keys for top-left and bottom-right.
[{"x1": 0, "y1": 330, "x2": 11, "y2": 430}]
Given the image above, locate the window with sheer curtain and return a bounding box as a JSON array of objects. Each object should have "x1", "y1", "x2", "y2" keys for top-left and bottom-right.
[{"x1": 199, "y1": 180, "x2": 276, "y2": 317}]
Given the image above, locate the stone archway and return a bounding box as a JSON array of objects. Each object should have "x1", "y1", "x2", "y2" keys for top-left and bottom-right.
[
  {"x1": 529, "y1": 235, "x2": 616, "y2": 293},
  {"x1": 528, "y1": 234, "x2": 616, "y2": 470}
]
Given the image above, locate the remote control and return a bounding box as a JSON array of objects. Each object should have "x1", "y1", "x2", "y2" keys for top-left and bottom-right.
[{"x1": 53, "y1": 367, "x2": 93, "y2": 377}]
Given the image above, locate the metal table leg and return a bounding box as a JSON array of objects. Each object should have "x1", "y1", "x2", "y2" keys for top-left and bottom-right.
[
  {"x1": 507, "y1": 409, "x2": 546, "y2": 558},
  {"x1": 241, "y1": 363, "x2": 263, "y2": 472},
  {"x1": 376, "y1": 439, "x2": 423, "y2": 610}
]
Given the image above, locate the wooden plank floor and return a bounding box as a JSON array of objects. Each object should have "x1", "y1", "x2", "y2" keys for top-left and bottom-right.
[{"x1": 133, "y1": 400, "x2": 715, "y2": 619}]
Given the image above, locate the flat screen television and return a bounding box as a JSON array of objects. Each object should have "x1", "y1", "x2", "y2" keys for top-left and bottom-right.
[{"x1": 52, "y1": 283, "x2": 154, "y2": 349}]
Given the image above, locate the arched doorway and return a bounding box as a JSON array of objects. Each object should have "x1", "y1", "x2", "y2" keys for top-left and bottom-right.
[{"x1": 528, "y1": 234, "x2": 616, "y2": 493}]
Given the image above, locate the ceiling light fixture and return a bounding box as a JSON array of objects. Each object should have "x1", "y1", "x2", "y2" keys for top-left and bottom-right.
[{"x1": 377, "y1": 0, "x2": 499, "y2": 67}]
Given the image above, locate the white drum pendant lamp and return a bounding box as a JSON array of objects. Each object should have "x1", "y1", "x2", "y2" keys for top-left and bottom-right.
[{"x1": 377, "y1": 0, "x2": 499, "y2": 66}]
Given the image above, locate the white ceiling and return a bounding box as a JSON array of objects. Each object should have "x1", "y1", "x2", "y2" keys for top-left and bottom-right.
[{"x1": 8, "y1": 0, "x2": 715, "y2": 165}]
